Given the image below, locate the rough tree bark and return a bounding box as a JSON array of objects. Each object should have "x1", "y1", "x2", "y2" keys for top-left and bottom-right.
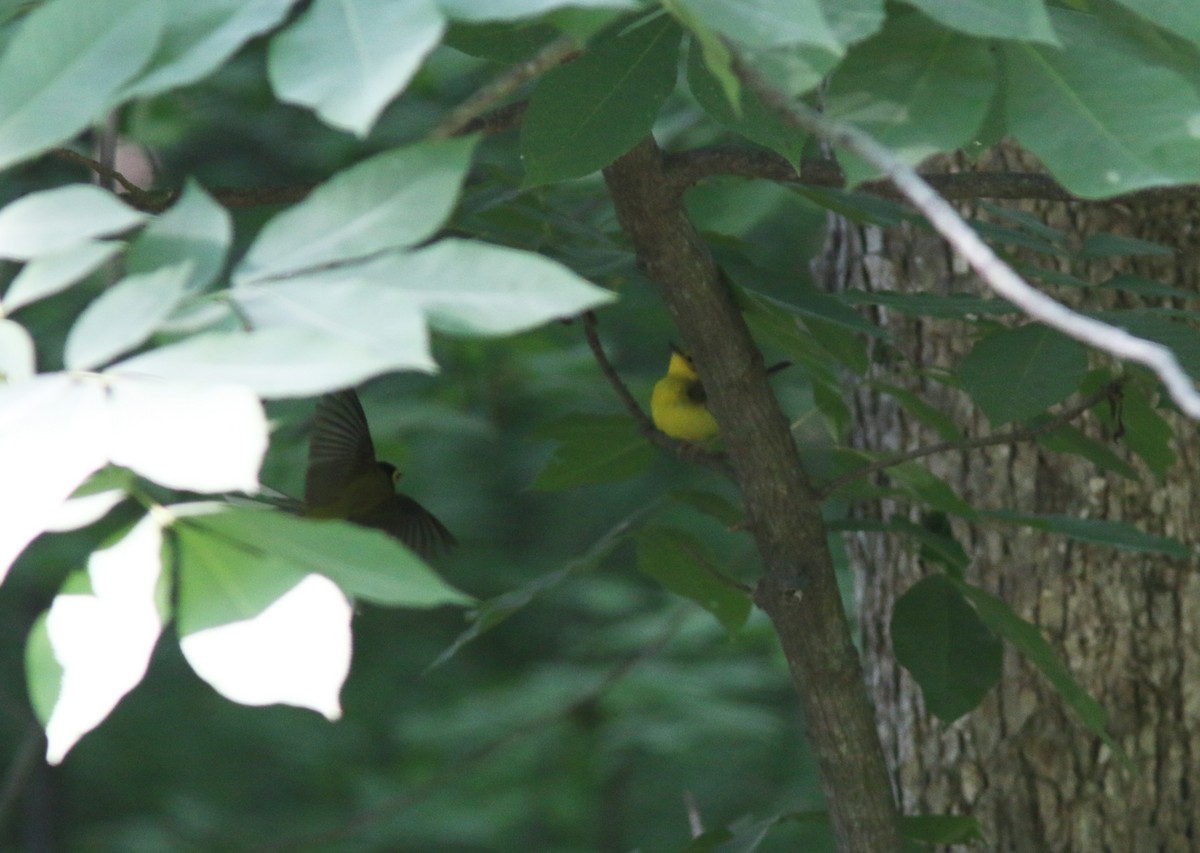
[
  {"x1": 603, "y1": 137, "x2": 902, "y2": 852},
  {"x1": 824, "y1": 146, "x2": 1200, "y2": 851}
]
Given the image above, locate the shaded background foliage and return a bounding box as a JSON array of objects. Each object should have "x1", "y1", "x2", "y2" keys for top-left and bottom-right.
[{"x1": 0, "y1": 22, "x2": 837, "y2": 853}]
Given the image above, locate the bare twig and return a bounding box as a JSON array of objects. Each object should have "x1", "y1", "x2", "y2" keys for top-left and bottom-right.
[
  {"x1": 581, "y1": 312, "x2": 735, "y2": 479},
  {"x1": 818, "y1": 383, "x2": 1120, "y2": 499},
  {"x1": 732, "y1": 57, "x2": 1200, "y2": 419},
  {"x1": 51, "y1": 147, "x2": 160, "y2": 208},
  {"x1": 429, "y1": 35, "x2": 579, "y2": 140}
]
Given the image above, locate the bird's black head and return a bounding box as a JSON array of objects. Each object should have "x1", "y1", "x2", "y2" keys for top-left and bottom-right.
[{"x1": 377, "y1": 461, "x2": 402, "y2": 488}]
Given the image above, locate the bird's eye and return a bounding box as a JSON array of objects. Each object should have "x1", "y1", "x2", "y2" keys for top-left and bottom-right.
[{"x1": 391, "y1": 468, "x2": 403, "y2": 486}]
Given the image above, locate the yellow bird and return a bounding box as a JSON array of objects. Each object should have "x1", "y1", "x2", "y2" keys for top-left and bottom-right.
[
  {"x1": 651, "y1": 346, "x2": 720, "y2": 442},
  {"x1": 304, "y1": 390, "x2": 455, "y2": 559},
  {"x1": 650, "y1": 345, "x2": 789, "y2": 442}
]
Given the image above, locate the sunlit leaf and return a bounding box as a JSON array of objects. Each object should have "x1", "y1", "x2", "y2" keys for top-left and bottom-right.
[
  {"x1": 123, "y1": 0, "x2": 299, "y2": 99},
  {"x1": 64, "y1": 261, "x2": 195, "y2": 370},
  {"x1": 0, "y1": 318, "x2": 35, "y2": 382},
  {"x1": 0, "y1": 185, "x2": 145, "y2": 260},
  {"x1": 175, "y1": 522, "x2": 351, "y2": 720},
  {"x1": 0, "y1": 375, "x2": 108, "y2": 583},
  {"x1": 2, "y1": 242, "x2": 122, "y2": 313},
  {"x1": 234, "y1": 136, "x2": 477, "y2": 284},
  {"x1": 0, "y1": 0, "x2": 164, "y2": 170},
  {"x1": 111, "y1": 327, "x2": 396, "y2": 398},
  {"x1": 125, "y1": 180, "x2": 232, "y2": 292},
  {"x1": 269, "y1": 0, "x2": 445, "y2": 136},
  {"x1": 105, "y1": 377, "x2": 267, "y2": 493},
  {"x1": 38, "y1": 514, "x2": 168, "y2": 764},
  {"x1": 435, "y1": 0, "x2": 635, "y2": 21}
]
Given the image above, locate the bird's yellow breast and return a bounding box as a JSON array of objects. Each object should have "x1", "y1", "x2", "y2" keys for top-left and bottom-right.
[{"x1": 651, "y1": 352, "x2": 719, "y2": 442}]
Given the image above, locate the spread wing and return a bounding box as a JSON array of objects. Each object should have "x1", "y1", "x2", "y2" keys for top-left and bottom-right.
[
  {"x1": 354, "y1": 494, "x2": 457, "y2": 559},
  {"x1": 304, "y1": 390, "x2": 378, "y2": 507}
]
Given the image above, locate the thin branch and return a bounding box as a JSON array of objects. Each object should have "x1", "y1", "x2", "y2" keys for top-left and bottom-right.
[
  {"x1": 245, "y1": 613, "x2": 684, "y2": 853},
  {"x1": 51, "y1": 147, "x2": 162, "y2": 209},
  {"x1": 818, "y1": 382, "x2": 1120, "y2": 500},
  {"x1": 582, "y1": 312, "x2": 735, "y2": 479},
  {"x1": 733, "y1": 57, "x2": 1200, "y2": 420},
  {"x1": 429, "y1": 35, "x2": 579, "y2": 141}
]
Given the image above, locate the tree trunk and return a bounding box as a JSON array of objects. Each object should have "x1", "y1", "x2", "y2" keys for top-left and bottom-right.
[{"x1": 825, "y1": 147, "x2": 1200, "y2": 850}]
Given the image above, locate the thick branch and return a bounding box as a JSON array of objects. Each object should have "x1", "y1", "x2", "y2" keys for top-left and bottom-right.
[{"x1": 603, "y1": 137, "x2": 901, "y2": 853}]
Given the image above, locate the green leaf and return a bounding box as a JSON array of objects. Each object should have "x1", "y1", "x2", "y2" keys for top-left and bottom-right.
[
  {"x1": 36, "y1": 514, "x2": 168, "y2": 764},
  {"x1": 637, "y1": 527, "x2": 751, "y2": 633},
  {"x1": 900, "y1": 814, "x2": 984, "y2": 844},
  {"x1": 530, "y1": 413, "x2": 653, "y2": 490},
  {"x1": 670, "y1": 489, "x2": 743, "y2": 527},
  {"x1": 1110, "y1": 0, "x2": 1200, "y2": 47},
  {"x1": 122, "y1": 0, "x2": 298, "y2": 99},
  {"x1": 1036, "y1": 424, "x2": 1138, "y2": 481},
  {"x1": 64, "y1": 261, "x2": 195, "y2": 370},
  {"x1": 0, "y1": 185, "x2": 145, "y2": 260},
  {"x1": 173, "y1": 519, "x2": 351, "y2": 719},
  {"x1": 0, "y1": 375, "x2": 109, "y2": 583},
  {"x1": 951, "y1": 578, "x2": 1130, "y2": 768},
  {"x1": 957, "y1": 324, "x2": 1088, "y2": 425},
  {"x1": 521, "y1": 14, "x2": 680, "y2": 186},
  {"x1": 1098, "y1": 274, "x2": 1195, "y2": 300},
  {"x1": 1117, "y1": 382, "x2": 1174, "y2": 478},
  {"x1": 673, "y1": 0, "x2": 839, "y2": 51},
  {"x1": 870, "y1": 381, "x2": 964, "y2": 442},
  {"x1": 891, "y1": 574, "x2": 1001, "y2": 722},
  {"x1": 0, "y1": 0, "x2": 164, "y2": 170},
  {"x1": 905, "y1": 0, "x2": 1056, "y2": 42},
  {"x1": 888, "y1": 462, "x2": 978, "y2": 519},
  {"x1": 0, "y1": 318, "x2": 35, "y2": 382},
  {"x1": 686, "y1": 38, "x2": 808, "y2": 166},
  {"x1": 821, "y1": 0, "x2": 884, "y2": 45},
  {"x1": 2, "y1": 241, "x2": 122, "y2": 313},
  {"x1": 1004, "y1": 8, "x2": 1200, "y2": 197},
  {"x1": 983, "y1": 510, "x2": 1192, "y2": 559},
  {"x1": 669, "y1": 0, "x2": 739, "y2": 113},
  {"x1": 1077, "y1": 232, "x2": 1174, "y2": 259},
  {"x1": 234, "y1": 136, "x2": 478, "y2": 284},
  {"x1": 839, "y1": 289, "x2": 1017, "y2": 318},
  {"x1": 182, "y1": 506, "x2": 472, "y2": 607},
  {"x1": 126, "y1": 180, "x2": 231, "y2": 293},
  {"x1": 110, "y1": 327, "x2": 404, "y2": 398},
  {"x1": 268, "y1": 0, "x2": 445, "y2": 137},
  {"x1": 436, "y1": 0, "x2": 636, "y2": 21},
  {"x1": 826, "y1": 10, "x2": 995, "y2": 185}
]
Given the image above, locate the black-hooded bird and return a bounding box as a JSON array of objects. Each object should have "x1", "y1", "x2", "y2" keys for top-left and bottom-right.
[
  {"x1": 304, "y1": 390, "x2": 455, "y2": 559},
  {"x1": 650, "y1": 345, "x2": 790, "y2": 442}
]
